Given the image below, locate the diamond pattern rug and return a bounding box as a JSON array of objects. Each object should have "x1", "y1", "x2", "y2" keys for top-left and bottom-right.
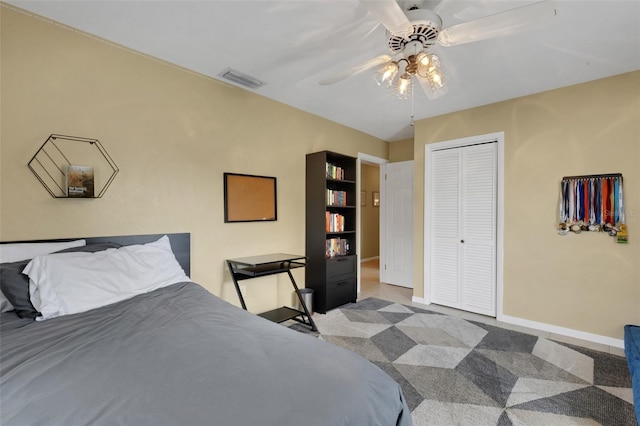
[{"x1": 302, "y1": 298, "x2": 637, "y2": 426}]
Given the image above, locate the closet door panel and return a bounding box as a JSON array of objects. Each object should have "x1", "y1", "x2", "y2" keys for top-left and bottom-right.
[
  {"x1": 432, "y1": 150, "x2": 460, "y2": 239},
  {"x1": 431, "y1": 242, "x2": 459, "y2": 306},
  {"x1": 430, "y1": 149, "x2": 462, "y2": 308},
  {"x1": 462, "y1": 144, "x2": 496, "y2": 242},
  {"x1": 461, "y1": 143, "x2": 496, "y2": 316},
  {"x1": 461, "y1": 243, "x2": 495, "y2": 315}
]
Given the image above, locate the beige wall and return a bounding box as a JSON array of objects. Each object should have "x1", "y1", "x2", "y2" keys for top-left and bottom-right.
[
  {"x1": 389, "y1": 138, "x2": 414, "y2": 162},
  {"x1": 360, "y1": 163, "x2": 380, "y2": 259},
  {"x1": 0, "y1": 6, "x2": 388, "y2": 312},
  {"x1": 414, "y1": 71, "x2": 640, "y2": 340}
]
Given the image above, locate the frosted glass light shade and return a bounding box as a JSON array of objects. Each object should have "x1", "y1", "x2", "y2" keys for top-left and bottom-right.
[
  {"x1": 396, "y1": 73, "x2": 412, "y2": 99},
  {"x1": 375, "y1": 62, "x2": 399, "y2": 88}
]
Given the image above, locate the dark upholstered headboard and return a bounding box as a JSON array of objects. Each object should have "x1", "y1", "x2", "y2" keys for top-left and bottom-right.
[{"x1": 0, "y1": 233, "x2": 191, "y2": 276}]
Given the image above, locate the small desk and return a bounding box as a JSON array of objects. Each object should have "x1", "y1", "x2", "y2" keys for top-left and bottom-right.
[{"x1": 226, "y1": 253, "x2": 317, "y2": 331}]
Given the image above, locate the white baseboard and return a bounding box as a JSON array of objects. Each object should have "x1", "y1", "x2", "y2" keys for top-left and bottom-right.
[
  {"x1": 500, "y1": 314, "x2": 625, "y2": 349},
  {"x1": 360, "y1": 256, "x2": 379, "y2": 263},
  {"x1": 411, "y1": 296, "x2": 427, "y2": 305},
  {"x1": 409, "y1": 296, "x2": 624, "y2": 349}
]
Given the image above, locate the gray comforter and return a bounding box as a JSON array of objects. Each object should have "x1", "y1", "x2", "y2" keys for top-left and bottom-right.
[{"x1": 1, "y1": 282, "x2": 410, "y2": 425}]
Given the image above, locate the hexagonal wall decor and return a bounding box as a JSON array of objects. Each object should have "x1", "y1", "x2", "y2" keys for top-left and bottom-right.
[{"x1": 27, "y1": 134, "x2": 119, "y2": 198}]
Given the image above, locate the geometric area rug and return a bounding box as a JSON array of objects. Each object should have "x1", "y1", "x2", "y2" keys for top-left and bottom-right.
[{"x1": 293, "y1": 298, "x2": 637, "y2": 426}]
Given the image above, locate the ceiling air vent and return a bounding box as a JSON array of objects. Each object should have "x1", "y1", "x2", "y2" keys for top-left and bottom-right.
[{"x1": 218, "y1": 68, "x2": 265, "y2": 90}]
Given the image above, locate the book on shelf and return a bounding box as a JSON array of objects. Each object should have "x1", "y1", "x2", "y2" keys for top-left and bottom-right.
[
  {"x1": 325, "y1": 212, "x2": 345, "y2": 233},
  {"x1": 326, "y1": 162, "x2": 345, "y2": 180},
  {"x1": 326, "y1": 189, "x2": 347, "y2": 206},
  {"x1": 64, "y1": 164, "x2": 95, "y2": 198},
  {"x1": 325, "y1": 237, "x2": 349, "y2": 258}
]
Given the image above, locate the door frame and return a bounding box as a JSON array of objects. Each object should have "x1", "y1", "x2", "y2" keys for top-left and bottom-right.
[
  {"x1": 357, "y1": 153, "x2": 388, "y2": 294},
  {"x1": 424, "y1": 132, "x2": 505, "y2": 320}
]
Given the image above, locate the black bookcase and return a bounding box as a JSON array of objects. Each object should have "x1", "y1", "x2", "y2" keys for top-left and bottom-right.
[{"x1": 305, "y1": 151, "x2": 357, "y2": 314}]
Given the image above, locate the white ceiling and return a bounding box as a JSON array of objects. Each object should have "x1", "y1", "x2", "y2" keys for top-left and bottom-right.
[{"x1": 8, "y1": 0, "x2": 640, "y2": 141}]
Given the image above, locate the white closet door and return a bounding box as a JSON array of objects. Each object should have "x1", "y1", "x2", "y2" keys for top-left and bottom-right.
[
  {"x1": 461, "y1": 143, "x2": 496, "y2": 316},
  {"x1": 429, "y1": 142, "x2": 497, "y2": 317},
  {"x1": 430, "y1": 149, "x2": 461, "y2": 307}
]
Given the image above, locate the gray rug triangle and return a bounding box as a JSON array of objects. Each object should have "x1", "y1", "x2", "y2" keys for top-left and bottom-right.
[
  {"x1": 378, "y1": 311, "x2": 414, "y2": 324},
  {"x1": 308, "y1": 298, "x2": 636, "y2": 426}
]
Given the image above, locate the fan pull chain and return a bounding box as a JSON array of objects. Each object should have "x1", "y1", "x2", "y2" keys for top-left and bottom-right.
[{"x1": 410, "y1": 83, "x2": 415, "y2": 126}]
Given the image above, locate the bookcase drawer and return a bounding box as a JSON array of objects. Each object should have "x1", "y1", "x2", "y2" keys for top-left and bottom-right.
[
  {"x1": 326, "y1": 255, "x2": 356, "y2": 280},
  {"x1": 326, "y1": 277, "x2": 356, "y2": 311}
]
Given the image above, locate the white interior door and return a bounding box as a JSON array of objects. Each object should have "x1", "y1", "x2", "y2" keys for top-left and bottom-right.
[
  {"x1": 380, "y1": 161, "x2": 414, "y2": 288},
  {"x1": 428, "y1": 142, "x2": 497, "y2": 316}
]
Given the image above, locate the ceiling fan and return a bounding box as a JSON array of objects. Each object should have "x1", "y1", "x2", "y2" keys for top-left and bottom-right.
[{"x1": 319, "y1": 0, "x2": 557, "y2": 100}]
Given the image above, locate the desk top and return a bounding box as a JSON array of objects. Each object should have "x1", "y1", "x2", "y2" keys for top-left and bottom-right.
[{"x1": 226, "y1": 253, "x2": 306, "y2": 267}]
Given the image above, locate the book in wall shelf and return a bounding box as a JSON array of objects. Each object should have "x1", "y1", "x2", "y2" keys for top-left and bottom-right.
[
  {"x1": 306, "y1": 150, "x2": 358, "y2": 314},
  {"x1": 65, "y1": 165, "x2": 95, "y2": 198}
]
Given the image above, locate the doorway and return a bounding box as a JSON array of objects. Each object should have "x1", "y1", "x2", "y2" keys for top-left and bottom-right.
[
  {"x1": 359, "y1": 160, "x2": 383, "y2": 298},
  {"x1": 357, "y1": 153, "x2": 413, "y2": 305}
]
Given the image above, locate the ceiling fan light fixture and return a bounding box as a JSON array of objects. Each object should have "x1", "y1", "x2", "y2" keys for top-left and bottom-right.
[
  {"x1": 396, "y1": 73, "x2": 412, "y2": 99},
  {"x1": 425, "y1": 69, "x2": 449, "y2": 99},
  {"x1": 416, "y1": 53, "x2": 439, "y2": 78},
  {"x1": 375, "y1": 61, "x2": 399, "y2": 88},
  {"x1": 428, "y1": 69, "x2": 445, "y2": 89},
  {"x1": 416, "y1": 52, "x2": 431, "y2": 67}
]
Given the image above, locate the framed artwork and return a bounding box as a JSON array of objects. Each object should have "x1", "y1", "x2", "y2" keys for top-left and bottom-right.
[
  {"x1": 372, "y1": 191, "x2": 380, "y2": 207},
  {"x1": 361, "y1": 190, "x2": 366, "y2": 206},
  {"x1": 224, "y1": 173, "x2": 277, "y2": 222}
]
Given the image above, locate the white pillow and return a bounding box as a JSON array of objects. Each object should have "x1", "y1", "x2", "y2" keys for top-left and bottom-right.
[
  {"x1": 0, "y1": 240, "x2": 86, "y2": 263},
  {"x1": 0, "y1": 291, "x2": 14, "y2": 312},
  {"x1": 24, "y1": 235, "x2": 190, "y2": 320}
]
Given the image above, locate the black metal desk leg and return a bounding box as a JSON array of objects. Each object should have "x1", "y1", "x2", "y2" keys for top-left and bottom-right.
[
  {"x1": 287, "y1": 270, "x2": 317, "y2": 332},
  {"x1": 226, "y1": 261, "x2": 247, "y2": 310}
]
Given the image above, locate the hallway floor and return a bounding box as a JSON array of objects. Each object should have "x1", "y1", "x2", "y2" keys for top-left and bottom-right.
[{"x1": 359, "y1": 258, "x2": 413, "y2": 305}]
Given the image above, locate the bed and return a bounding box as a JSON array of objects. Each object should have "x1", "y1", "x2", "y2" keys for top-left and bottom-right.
[{"x1": 0, "y1": 233, "x2": 411, "y2": 426}]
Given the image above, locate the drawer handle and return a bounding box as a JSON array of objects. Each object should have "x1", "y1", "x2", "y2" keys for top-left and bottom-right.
[
  {"x1": 336, "y1": 258, "x2": 349, "y2": 262},
  {"x1": 336, "y1": 281, "x2": 348, "y2": 287}
]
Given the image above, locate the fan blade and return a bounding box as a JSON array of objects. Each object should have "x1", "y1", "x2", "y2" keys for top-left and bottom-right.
[
  {"x1": 359, "y1": 0, "x2": 414, "y2": 37},
  {"x1": 438, "y1": 0, "x2": 557, "y2": 47},
  {"x1": 319, "y1": 55, "x2": 393, "y2": 85}
]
